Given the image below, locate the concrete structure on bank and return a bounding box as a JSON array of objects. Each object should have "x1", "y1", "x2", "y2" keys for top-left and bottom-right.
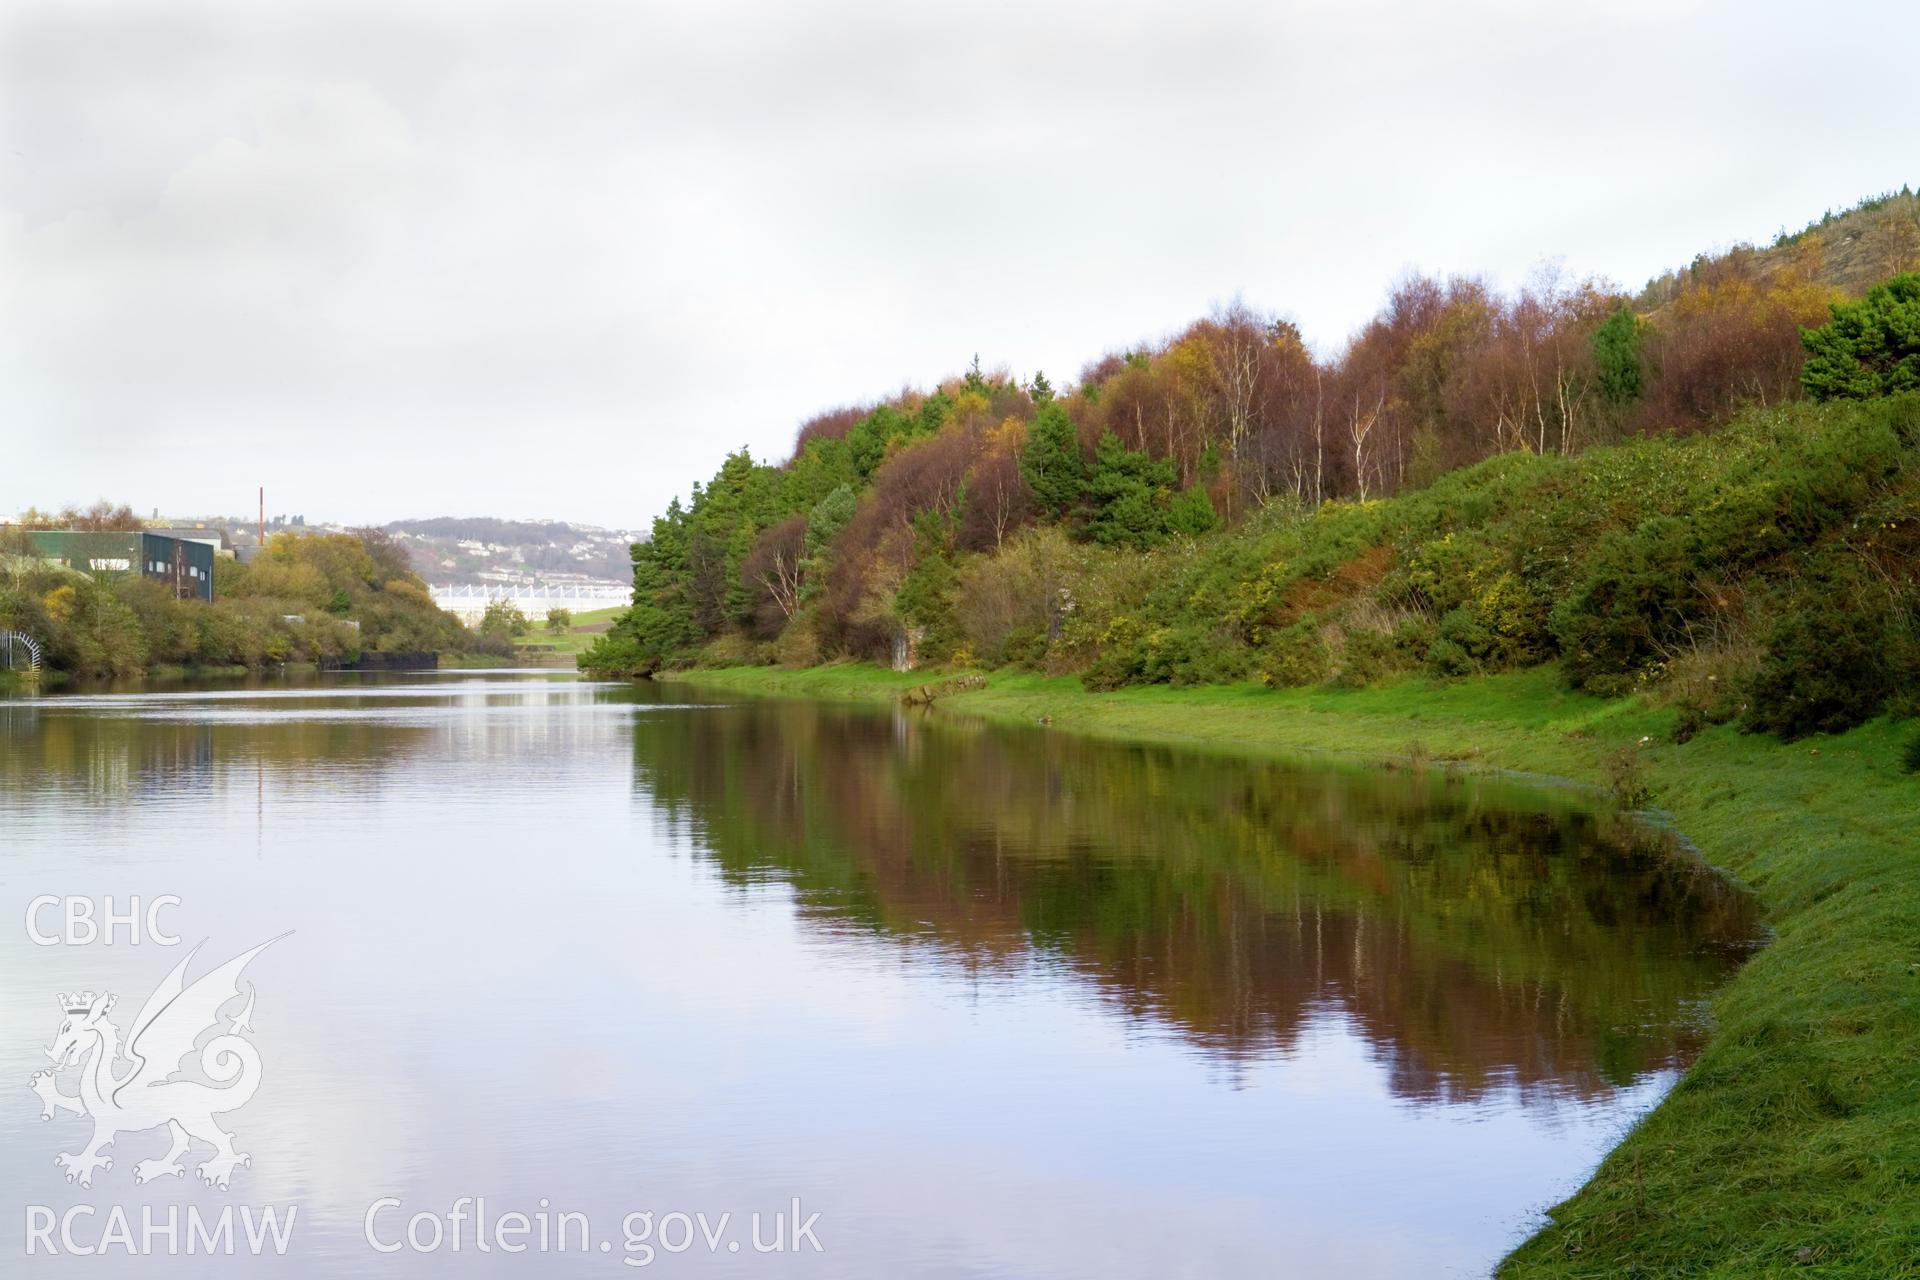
[{"x1": 27, "y1": 530, "x2": 217, "y2": 602}]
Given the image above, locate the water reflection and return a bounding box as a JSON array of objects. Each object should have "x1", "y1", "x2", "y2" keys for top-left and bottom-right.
[
  {"x1": 0, "y1": 673, "x2": 1763, "y2": 1278},
  {"x1": 632, "y1": 699, "x2": 1761, "y2": 1104}
]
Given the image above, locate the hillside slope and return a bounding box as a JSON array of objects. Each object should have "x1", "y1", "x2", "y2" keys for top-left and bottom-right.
[{"x1": 1641, "y1": 188, "x2": 1920, "y2": 307}]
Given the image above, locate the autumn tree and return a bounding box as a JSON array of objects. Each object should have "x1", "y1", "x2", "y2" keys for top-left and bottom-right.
[
  {"x1": 353, "y1": 527, "x2": 417, "y2": 583},
  {"x1": 742, "y1": 512, "x2": 808, "y2": 635},
  {"x1": 959, "y1": 417, "x2": 1033, "y2": 550},
  {"x1": 65, "y1": 501, "x2": 142, "y2": 531},
  {"x1": 1635, "y1": 252, "x2": 1836, "y2": 429},
  {"x1": 819, "y1": 430, "x2": 976, "y2": 657},
  {"x1": 1244, "y1": 319, "x2": 1324, "y2": 506}
]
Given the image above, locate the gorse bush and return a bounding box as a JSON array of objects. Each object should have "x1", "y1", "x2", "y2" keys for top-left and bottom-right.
[
  {"x1": 1739, "y1": 555, "x2": 1915, "y2": 739},
  {"x1": 1064, "y1": 396, "x2": 1920, "y2": 737}
]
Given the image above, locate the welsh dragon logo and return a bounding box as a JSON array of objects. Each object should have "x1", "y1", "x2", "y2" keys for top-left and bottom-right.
[{"x1": 29, "y1": 936, "x2": 285, "y2": 1191}]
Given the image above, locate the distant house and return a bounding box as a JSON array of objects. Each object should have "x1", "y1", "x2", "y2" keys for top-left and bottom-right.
[{"x1": 27, "y1": 531, "x2": 217, "y2": 602}]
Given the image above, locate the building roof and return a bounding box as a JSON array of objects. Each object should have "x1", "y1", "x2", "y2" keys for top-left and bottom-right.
[{"x1": 145, "y1": 527, "x2": 229, "y2": 546}]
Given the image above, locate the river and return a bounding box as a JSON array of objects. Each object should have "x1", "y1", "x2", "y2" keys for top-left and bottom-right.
[{"x1": 0, "y1": 670, "x2": 1761, "y2": 1277}]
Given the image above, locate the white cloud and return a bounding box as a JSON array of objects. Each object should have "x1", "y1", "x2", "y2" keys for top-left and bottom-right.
[{"x1": 0, "y1": 0, "x2": 1910, "y2": 525}]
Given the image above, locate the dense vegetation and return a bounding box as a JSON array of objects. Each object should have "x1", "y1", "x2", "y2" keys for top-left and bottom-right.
[
  {"x1": 0, "y1": 524, "x2": 478, "y2": 678},
  {"x1": 586, "y1": 193, "x2": 1920, "y2": 744}
]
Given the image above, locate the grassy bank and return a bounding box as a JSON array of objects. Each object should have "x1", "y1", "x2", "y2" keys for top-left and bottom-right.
[
  {"x1": 506, "y1": 605, "x2": 626, "y2": 665},
  {"x1": 512, "y1": 604, "x2": 625, "y2": 659},
  {"x1": 663, "y1": 662, "x2": 1920, "y2": 1278}
]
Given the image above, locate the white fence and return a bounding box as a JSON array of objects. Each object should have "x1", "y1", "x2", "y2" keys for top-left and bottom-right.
[
  {"x1": 429, "y1": 582, "x2": 628, "y2": 623},
  {"x1": 0, "y1": 629, "x2": 42, "y2": 672}
]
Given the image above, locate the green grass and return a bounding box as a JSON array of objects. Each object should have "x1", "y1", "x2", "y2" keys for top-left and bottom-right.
[
  {"x1": 513, "y1": 605, "x2": 627, "y2": 659},
  {"x1": 664, "y1": 662, "x2": 1920, "y2": 1278}
]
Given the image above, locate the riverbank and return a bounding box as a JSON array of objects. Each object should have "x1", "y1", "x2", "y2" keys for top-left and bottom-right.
[
  {"x1": 432, "y1": 653, "x2": 516, "y2": 669},
  {"x1": 662, "y1": 662, "x2": 1920, "y2": 1278}
]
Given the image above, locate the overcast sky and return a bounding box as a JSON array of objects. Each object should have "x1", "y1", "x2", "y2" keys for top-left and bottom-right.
[{"x1": 1, "y1": 0, "x2": 1911, "y2": 529}]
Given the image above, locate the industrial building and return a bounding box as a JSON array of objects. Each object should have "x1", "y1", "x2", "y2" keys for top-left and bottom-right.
[{"x1": 27, "y1": 530, "x2": 217, "y2": 602}]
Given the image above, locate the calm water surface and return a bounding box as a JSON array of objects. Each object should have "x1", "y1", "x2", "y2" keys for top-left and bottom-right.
[{"x1": 0, "y1": 671, "x2": 1761, "y2": 1277}]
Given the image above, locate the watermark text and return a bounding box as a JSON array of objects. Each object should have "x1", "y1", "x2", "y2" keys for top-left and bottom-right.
[
  {"x1": 27, "y1": 895, "x2": 181, "y2": 946},
  {"x1": 363, "y1": 1196, "x2": 824, "y2": 1267}
]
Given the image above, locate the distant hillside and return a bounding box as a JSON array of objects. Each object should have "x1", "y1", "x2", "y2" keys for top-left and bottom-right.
[
  {"x1": 1640, "y1": 187, "x2": 1920, "y2": 307},
  {"x1": 382, "y1": 516, "x2": 638, "y2": 586}
]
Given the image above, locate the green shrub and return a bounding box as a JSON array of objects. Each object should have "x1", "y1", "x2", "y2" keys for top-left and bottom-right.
[
  {"x1": 1111, "y1": 621, "x2": 1251, "y2": 687},
  {"x1": 1425, "y1": 606, "x2": 1495, "y2": 676},
  {"x1": 1331, "y1": 619, "x2": 1429, "y2": 688},
  {"x1": 1902, "y1": 731, "x2": 1920, "y2": 774},
  {"x1": 772, "y1": 612, "x2": 823, "y2": 668},
  {"x1": 999, "y1": 625, "x2": 1048, "y2": 670},
  {"x1": 1423, "y1": 634, "x2": 1475, "y2": 679},
  {"x1": 896, "y1": 550, "x2": 963, "y2": 662},
  {"x1": 478, "y1": 599, "x2": 530, "y2": 640},
  {"x1": 1087, "y1": 431, "x2": 1180, "y2": 549},
  {"x1": 1258, "y1": 621, "x2": 1333, "y2": 688},
  {"x1": 1801, "y1": 273, "x2": 1920, "y2": 401},
  {"x1": 701, "y1": 631, "x2": 774, "y2": 667},
  {"x1": 1165, "y1": 486, "x2": 1219, "y2": 537},
  {"x1": 1551, "y1": 516, "x2": 1699, "y2": 690},
  {"x1": 1671, "y1": 704, "x2": 1706, "y2": 745},
  {"x1": 1740, "y1": 564, "x2": 1906, "y2": 739},
  {"x1": 1605, "y1": 746, "x2": 1653, "y2": 808},
  {"x1": 578, "y1": 630, "x2": 660, "y2": 678},
  {"x1": 1020, "y1": 401, "x2": 1086, "y2": 517}
]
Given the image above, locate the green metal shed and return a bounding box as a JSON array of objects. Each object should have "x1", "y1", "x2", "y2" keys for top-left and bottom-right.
[{"x1": 26, "y1": 531, "x2": 217, "y2": 602}]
